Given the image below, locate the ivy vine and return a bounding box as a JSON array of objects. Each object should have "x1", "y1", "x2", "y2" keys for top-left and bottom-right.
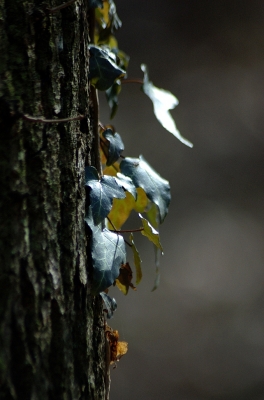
[{"x1": 87, "y1": 0, "x2": 193, "y2": 311}]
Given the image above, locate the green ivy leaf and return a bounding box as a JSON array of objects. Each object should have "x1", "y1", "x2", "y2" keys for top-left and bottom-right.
[
  {"x1": 100, "y1": 292, "x2": 117, "y2": 318},
  {"x1": 89, "y1": 45, "x2": 125, "y2": 91},
  {"x1": 103, "y1": 128, "x2": 124, "y2": 166},
  {"x1": 115, "y1": 173, "x2": 137, "y2": 198},
  {"x1": 130, "y1": 233, "x2": 142, "y2": 285},
  {"x1": 141, "y1": 64, "x2": 193, "y2": 148},
  {"x1": 120, "y1": 155, "x2": 170, "y2": 223},
  {"x1": 85, "y1": 166, "x2": 125, "y2": 225},
  {"x1": 85, "y1": 212, "x2": 126, "y2": 293},
  {"x1": 138, "y1": 213, "x2": 163, "y2": 252}
]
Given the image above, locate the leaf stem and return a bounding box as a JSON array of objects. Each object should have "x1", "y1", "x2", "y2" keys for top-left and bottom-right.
[
  {"x1": 106, "y1": 217, "x2": 143, "y2": 234},
  {"x1": 121, "y1": 78, "x2": 143, "y2": 85},
  {"x1": 47, "y1": 0, "x2": 77, "y2": 13},
  {"x1": 117, "y1": 228, "x2": 144, "y2": 233},
  {"x1": 22, "y1": 114, "x2": 85, "y2": 123}
]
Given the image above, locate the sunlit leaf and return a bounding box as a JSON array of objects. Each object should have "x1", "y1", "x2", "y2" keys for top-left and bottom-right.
[
  {"x1": 120, "y1": 155, "x2": 170, "y2": 223},
  {"x1": 130, "y1": 233, "x2": 142, "y2": 285},
  {"x1": 141, "y1": 64, "x2": 193, "y2": 148},
  {"x1": 102, "y1": 128, "x2": 124, "y2": 166},
  {"x1": 103, "y1": 162, "x2": 120, "y2": 176},
  {"x1": 85, "y1": 211, "x2": 126, "y2": 293},
  {"x1": 115, "y1": 263, "x2": 136, "y2": 295},
  {"x1": 138, "y1": 213, "x2": 163, "y2": 252},
  {"x1": 85, "y1": 166, "x2": 125, "y2": 225},
  {"x1": 89, "y1": 45, "x2": 125, "y2": 91},
  {"x1": 145, "y1": 202, "x2": 159, "y2": 229},
  {"x1": 107, "y1": 192, "x2": 134, "y2": 230},
  {"x1": 107, "y1": 187, "x2": 148, "y2": 230},
  {"x1": 133, "y1": 187, "x2": 148, "y2": 212},
  {"x1": 115, "y1": 173, "x2": 137, "y2": 198},
  {"x1": 100, "y1": 292, "x2": 117, "y2": 318}
]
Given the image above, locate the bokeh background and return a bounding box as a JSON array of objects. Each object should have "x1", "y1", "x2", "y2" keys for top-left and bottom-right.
[{"x1": 99, "y1": 1, "x2": 264, "y2": 399}]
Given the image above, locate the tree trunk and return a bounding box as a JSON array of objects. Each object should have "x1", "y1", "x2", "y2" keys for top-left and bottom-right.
[{"x1": 0, "y1": 1, "x2": 107, "y2": 398}]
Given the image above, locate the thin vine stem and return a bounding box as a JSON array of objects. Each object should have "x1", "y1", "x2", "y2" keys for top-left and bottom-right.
[
  {"x1": 106, "y1": 216, "x2": 143, "y2": 248},
  {"x1": 121, "y1": 78, "x2": 143, "y2": 85},
  {"x1": 22, "y1": 114, "x2": 85, "y2": 123}
]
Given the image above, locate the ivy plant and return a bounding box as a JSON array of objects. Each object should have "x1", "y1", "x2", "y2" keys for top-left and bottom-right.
[{"x1": 87, "y1": 0, "x2": 193, "y2": 305}]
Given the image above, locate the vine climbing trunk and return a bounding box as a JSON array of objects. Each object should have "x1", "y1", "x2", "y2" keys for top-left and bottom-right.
[{"x1": 0, "y1": 1, "x2": 107, "y2": 399}]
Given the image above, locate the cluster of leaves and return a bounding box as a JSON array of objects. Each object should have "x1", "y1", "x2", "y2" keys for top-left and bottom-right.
[
  {"x1": 87, "y1": 1, "x2": 192, "y2": 308},
  {"x1": 85, "y1": 136, "x2": 169, "y2": 295}
]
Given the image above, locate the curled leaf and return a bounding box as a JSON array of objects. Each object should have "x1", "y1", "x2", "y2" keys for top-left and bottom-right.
[
  {"x1": 102, "y1": 128, "x2": 124, "y2": 166},
  {"x1": 138, "y1": 213, "x2": 163, "y2": 252},
  {"x1": 141, "y1": 64, "x2": 193, "y2": 148},
  {"x1": 100, "y1": 292, "x2": 117, "y2": 318},
  {"x1": 105, "y1": 324, "x2": 128, "y2": 364},
  {"x1": 89, "y1": 45, "x2": 125, "y2": 91},
  {"x1": 115, "y1": 262, "x2": 136, "y2": 295}
]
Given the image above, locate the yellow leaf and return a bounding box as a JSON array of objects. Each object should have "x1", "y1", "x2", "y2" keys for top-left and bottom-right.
[
  {"x1": 134, "y1": 187, "x2": 148, "y2": 212},
  {"x1": 139, "y1": 214, "x2": 163, "y2": 252},
  {"x1": 107, "y1": 192, "x2": 135, "y2": 230},
  {"x1": 130, "y1": 233, "x2": 142, "y2": 285},
  {"x1": 103, "y1": 162, "x2": 120, "y2": 176}
]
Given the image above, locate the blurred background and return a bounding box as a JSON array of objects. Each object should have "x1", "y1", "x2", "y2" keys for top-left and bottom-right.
[{"x1": 99, "y1": 1, "x2": 264, "y2": 399}]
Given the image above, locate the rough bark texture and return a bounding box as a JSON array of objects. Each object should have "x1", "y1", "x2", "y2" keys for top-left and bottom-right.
[{"x1": 0, "y1": 1, "x2": 107, "y2": 399}]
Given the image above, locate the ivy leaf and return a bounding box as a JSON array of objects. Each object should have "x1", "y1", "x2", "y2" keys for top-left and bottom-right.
[
  {"x1": 141, "y1": 64, "x2": 193, "y2": 148},
  {"x1": 145, "y1": 202, "x2": 159, "y2": 229},
  {"x1": 102, "y1": 128, "x2": 124, "y2": 166},
  {"x1": 138, "y1": 213, "x2": 163, "y2": 252},
  {"x1": 85, "y1": 213, "x2": 126, "y2": 293},
  {"x1": 95, "y1": 0, "x2": 121, "y2": 32},
  {"x1": 107, "y1": 193, "x2": 134, "y2": 230},
  {"x1": 85, "y1": 166, "x2": 125, "y2": 225},
  {"x1": 115, "y1": 263, "x2": 136, "y2": 295},
  {"x1": 100, "y1": 292, "x2": 117, "y2": 318},
  {"x1": 120, "y1": 155, "x2": 170, "y2": 223},
  {"x1": 107, "y1": 188, "x2": 148, "y2": 230},
  {"x1": 130, "y1": 233, "x2": 142, "y2": 285},
  {"x1": 103, "y1": 162, "x2": 120, "y2": 176},
  {"x1": 89, "y1": 45, "x2": 125, "y2": 91},
  {"x1": 115, "y1": 173, "x2": 137, "y2": 199}
]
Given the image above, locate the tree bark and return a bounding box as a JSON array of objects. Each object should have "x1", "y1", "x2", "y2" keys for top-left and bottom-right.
[{"x1": 0, "y1": 1, "x2": 107, "y2": 398}]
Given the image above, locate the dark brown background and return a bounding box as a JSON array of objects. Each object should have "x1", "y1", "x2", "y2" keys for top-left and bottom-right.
[{"x1": 99, "y1": 1, "x2": 264, "y2": 399}]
